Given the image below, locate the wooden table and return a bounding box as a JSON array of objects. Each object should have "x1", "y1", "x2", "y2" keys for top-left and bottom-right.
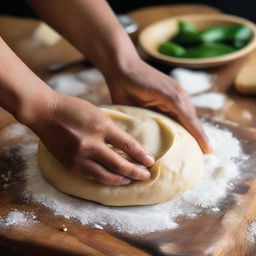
[{"x1": 1, "y1": 4, "x2": 256, "y2": 256}]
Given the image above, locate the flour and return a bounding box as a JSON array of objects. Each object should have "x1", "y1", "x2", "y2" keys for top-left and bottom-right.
[
  {"x1": 246, "y1": 221, "x2": 256, "y2": 245},
  {"x1": 1, "y1": 124, "x2": 31, "y2": 140},
  {"x1": 191, "y1": 93, "x2": 226, "y2": 110},
  {"x1": 14, "y1": 122, "x2": 244, "y2": 234},
  {"x1": 0, "y1": 210, "x2": 37, "y2": 230},
  {"x1": 47, "y1": 73, "x2": 88, "y2": 97},
  {"x1": 0, "y1": 122, "x2": 245, "y2": 234},
  {"x1": 170, "y1": 68, "x2": 212, "y2": 95},
  {"x1": 170, "y1": 68, "x2": 225, "y2": 110},
  {"x1": 77, "y1": 68, "x2": 104, "y2": 85},
  {"x1": 47, "y1": 68, "x2": 104, "y2": 97}
]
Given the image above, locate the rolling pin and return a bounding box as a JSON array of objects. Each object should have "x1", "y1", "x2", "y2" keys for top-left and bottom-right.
[{"x1": 235, "y1": 53, "x2": 256, "y2": 95}]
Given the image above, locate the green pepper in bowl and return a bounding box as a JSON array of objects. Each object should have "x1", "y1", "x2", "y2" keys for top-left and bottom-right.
[
  {"x1": 172, "y1": 21, "x2": 201, "y2": 46},
  {"x1": 158, "y1": 41, "x2": 186, "y2": 57},
  {"x1": 200, "y1": 24, "x2": 252, "y2": 47},
  {"x1": 184, "y1": 43, "x2": 236, "y2": 58}
]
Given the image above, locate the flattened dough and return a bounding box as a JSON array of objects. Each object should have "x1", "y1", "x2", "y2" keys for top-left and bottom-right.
[{"x1": 38, "y1": 106, "x2": 203, "y2": 206}]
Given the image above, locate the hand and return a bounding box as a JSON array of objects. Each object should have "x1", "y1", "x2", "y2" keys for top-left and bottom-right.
[
  {"x1": 29, "y1": 93, "x2": 155, "y2": 186},
  {"x1": 106, "y1": 59, "x2": 212, "y2": 154}
]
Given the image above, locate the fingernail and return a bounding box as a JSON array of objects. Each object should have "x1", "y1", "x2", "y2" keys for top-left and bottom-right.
[
  {"x1": 143, "y1": 154, "x2": 155, "y2": 167},
  {"x1": 120, "y1": 178, "x2": 131, "y2": 185},
  {"x1": 206, "y1": 144, "x2": 213, "y2": 154},
  {"x1": 141, "y1": 169, "x2": 151, "y2": 179}
]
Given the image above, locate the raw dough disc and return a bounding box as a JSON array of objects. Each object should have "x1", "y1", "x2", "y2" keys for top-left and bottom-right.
[{"x1": 38, "y1": 105, "x2": 204, "y2": 206}]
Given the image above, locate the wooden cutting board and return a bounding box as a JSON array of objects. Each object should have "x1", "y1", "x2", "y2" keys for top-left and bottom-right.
[
  {"x1": 0, "y1": 118, "x2": 256, "y2": 256},
  {"x1": 1, "y1": 4, "x2": 256, "y2": 256}
]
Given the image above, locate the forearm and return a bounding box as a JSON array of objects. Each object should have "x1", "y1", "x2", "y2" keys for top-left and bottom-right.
[
  {"x1": 27, "y1": 0, "x2": 140, "y2": 78},
  {"x1": 0, "y1": 37, "x2": 56, "y2": 125}
]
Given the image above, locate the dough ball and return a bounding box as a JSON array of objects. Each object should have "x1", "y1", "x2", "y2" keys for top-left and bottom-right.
[{"x1": 38, "y1": 106, "x2": 203, "y2": 206}]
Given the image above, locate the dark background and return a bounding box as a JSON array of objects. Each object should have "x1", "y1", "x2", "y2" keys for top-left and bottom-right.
[{"x1": 0, "y1": 0, "x2": 256, "y2": 23}]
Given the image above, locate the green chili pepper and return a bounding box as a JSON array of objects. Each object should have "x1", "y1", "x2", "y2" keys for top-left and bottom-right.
[
  {"x1": 158, "y1": 21, "x2": 252, "y2": 59},
  {"x1": 200, "y1": 24, "x2": 252, "y2": 46},
  {"x1": 158, "y1": 41, "x2": 186, "y2": 57},
  {"x1": 178, "y1": 20, "x2": 198, "y2": 34},
  {"x1": 172, "y1": 21, "x2": 201, "y2": 46},
  {"x1": 233, "y1": 39, "x2": 249, "y2": 49},
  {"x1": 184, "y1": 43, "x2": 236, "y2": 58}
]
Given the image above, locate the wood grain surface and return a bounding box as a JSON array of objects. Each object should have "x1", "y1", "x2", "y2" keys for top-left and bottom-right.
[{"x1": 0, "y1": 4, "x2": 256, "y2": 256}]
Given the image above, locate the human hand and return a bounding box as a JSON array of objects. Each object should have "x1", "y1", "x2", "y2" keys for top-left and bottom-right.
[
  {"x1": 106, "y1": 59, "x2": 212, "y2": 154},
  {"x1": 29, "y1": 93, "x2": 155, "y2": 186}
]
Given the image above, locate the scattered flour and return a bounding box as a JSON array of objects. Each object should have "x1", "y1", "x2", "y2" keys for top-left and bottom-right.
[
  {"x1": 47, "y1": 68, "x2": 104, "y2": 97},
  {"x1": 170, "y1": 68, "x2": 212, "y2": 95},
  {"x1": 1, "y1": 124, "x2": 31, "y2": 140},
  {"x1": 246, "y1": 221, "x2": 256, "y2": 245},
  {"x1": 15, "y1": 122, "x2": 245, "y2": 234},
  {"x1": 191, "y1": 92, "x2": 226, "y2": 110},
  {"x1": 170, "y1": 68, "x2": 225, "y2": 110},
  {"x1": 77, "y1": 68, "x2": 104, "y2": 85},
  {"x1": 47, "y1": 73, "x2": 87, "y2": 97},
  {"x1": 0, "y1": 210, "x2": 37, "y2": 230},
  {"x1": 93, "y1": 223, "x2": 104, "y2": 230}
]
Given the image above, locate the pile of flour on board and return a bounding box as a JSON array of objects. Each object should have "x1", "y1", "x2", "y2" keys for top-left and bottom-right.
[
  {"x1": 171, "y1": 68, "x2": 212, "y2": 95},
  {"x1": 9, "y1": 121, "x2": 245, "y2": 234},
  {"x1": 47, "y1": 68, "x2": 104, "y2": 97},
  {"x1": 0, "y1": 210, "x2": 37, "y2": 230},
  {"x1": 47, "y1": 68, "x2": 111, "y2": 105},
  {"x1": 48, "y1": 67, "x2": 225, "y2": 110},
  {"x1": 170, "y1": 68, "x2": 226, "y2": 110}
]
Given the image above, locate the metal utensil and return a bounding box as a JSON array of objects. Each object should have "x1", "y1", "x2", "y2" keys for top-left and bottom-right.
[{"x1": 117, "y1": 14, "x2": 138, "y2": 34}]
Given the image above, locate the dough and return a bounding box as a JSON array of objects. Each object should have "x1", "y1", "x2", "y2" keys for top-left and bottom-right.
[{"x1": 38, "y1": 106, "x2": 204, "y2": 206}]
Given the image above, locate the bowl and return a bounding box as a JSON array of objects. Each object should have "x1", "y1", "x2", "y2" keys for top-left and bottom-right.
[{"x1": 139, "y1": 14, "x2": 256, "y2": 68}]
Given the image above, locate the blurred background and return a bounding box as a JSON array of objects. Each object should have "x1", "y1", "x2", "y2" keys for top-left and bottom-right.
[{"x1": 1, "y1": 0, "x2": 256, "y2": 22}]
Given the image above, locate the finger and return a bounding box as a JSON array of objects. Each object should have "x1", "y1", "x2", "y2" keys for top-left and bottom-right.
[
  {"x1": 74, "y1": 159, "x2": 131, "y2": 186},
  {"x1": 153, "y1": 85, "x2": 212, "y2": 154},
  {"x1": 106, "y1": 126, "x2": 155, "y2": 167},
  {"x1": 91, "y1": 145, "x2": 151, "y2": 180},
  {"x1": 145, "y1": 99, "x2": 211, "y2": 154},
  {"x1": 169, "y1": 103, "x2": 212, "y2": 154},
  {"x1": 179, "y1": 113, "x2": 212, "y2": 154}
]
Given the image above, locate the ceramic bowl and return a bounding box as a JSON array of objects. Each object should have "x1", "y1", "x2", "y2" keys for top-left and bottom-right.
[{"x1": 139, "y1": 14, "x2": 256, "y2": 68}]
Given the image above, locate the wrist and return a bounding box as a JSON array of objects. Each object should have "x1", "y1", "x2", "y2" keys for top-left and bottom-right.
[
  {"x1": 103, "y1": 52, "x2": 142, "y2": 88},
  {"x1": 0, "y1": 37, "x2": 60, "y2": 130},
  {"x1": 81, "y1": 26, "x2": 141, "y2": 85},
  {"x1": 15, "y1": 85, "x2": 59, "y2": 130}
]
